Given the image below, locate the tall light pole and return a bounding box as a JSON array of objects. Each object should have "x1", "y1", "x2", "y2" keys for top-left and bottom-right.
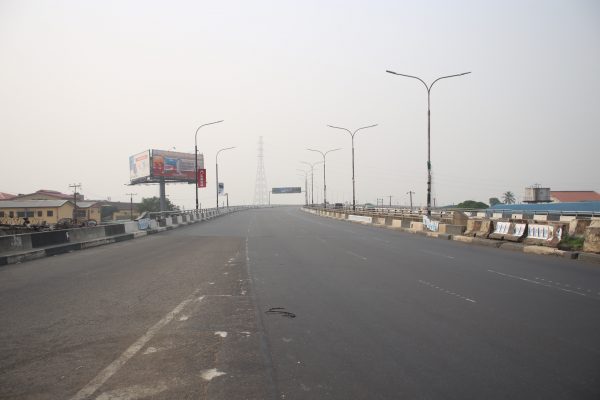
[
  {"x1": 125, "y1": 192, "x2": 137, "y2": 220},
  {"x1": 307, "y1": 148, "x2": 341, "y2": 208},
  {"x1": 301, "y1": 161, "x2": 323, "y2": 206},
  {"x1": 216, "y1": 146, "x2": 235, "y2": 210},
  {"x1": 297, "y1": 169, "x2": 309, "y2": 206},
  {"x1": 386, "y1": 70, "x2": 470, "y2": 216},
  {"x1": 195, "y1": 120, "x2": 224, "y2": 212},
  {"x1": 326, "y1": 124, "x2": 377, "y2": 211},
  {"x1": 407, "y1": 190, "x2": 415, "y2": 211}
]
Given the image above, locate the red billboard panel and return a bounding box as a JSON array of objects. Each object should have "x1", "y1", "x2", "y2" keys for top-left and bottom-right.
[{"x1": 197, "y1": 169, "x2": 207, "y2": 188}]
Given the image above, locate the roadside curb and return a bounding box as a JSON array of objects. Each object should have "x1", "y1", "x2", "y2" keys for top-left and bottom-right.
[{"x1": 302, "y1": 207, "x2": 600, "y2": 265}]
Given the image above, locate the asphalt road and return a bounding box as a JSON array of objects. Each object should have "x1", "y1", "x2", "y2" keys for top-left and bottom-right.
[{"x1": 1, "y1": 206, "x2": 599, "y2": 399}]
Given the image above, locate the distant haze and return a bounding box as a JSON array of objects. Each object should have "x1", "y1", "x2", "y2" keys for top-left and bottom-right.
[{"x1": 1, "y1": 0, "x2": 599, "y2": 208}]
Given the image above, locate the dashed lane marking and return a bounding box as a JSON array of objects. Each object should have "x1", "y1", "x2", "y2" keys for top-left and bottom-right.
[{"x1": 418, "y1": 280, "x2": 476, "y2": 303}]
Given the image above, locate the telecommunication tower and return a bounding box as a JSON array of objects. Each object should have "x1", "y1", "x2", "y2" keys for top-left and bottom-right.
[{"x1": 253, "y1": 136, "x2": 269, "y2": 205}]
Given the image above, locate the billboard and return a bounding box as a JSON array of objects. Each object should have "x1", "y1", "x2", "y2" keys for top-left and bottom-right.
[
  {"x1": 197, "y1": 169, "x2": 206, "y2": 188},
  {"x1": 218, "y1": 182, "x2": 224, "y2": 195},
  {"x1": 129, "y1": 149, "x2": 204, "y2": 184},
  {"x1": 129, "y1": 150, "x2": 151, "y2": 182},
  {"x1": 272, "y1": 187, "x2": 302, "y2": 194}
]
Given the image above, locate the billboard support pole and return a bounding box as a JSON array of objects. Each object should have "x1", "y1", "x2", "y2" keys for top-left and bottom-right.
[{"x1": 159, "y1": 177, "x2": 166, "y2": 214}]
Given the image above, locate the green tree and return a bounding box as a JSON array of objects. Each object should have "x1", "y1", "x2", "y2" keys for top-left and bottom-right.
[
  {"x1": 138, "y1": 197, "x2": 178, "y2": 213},
  {"x1": 489, "y1": 197, "x2": 501, "y2": 207},
  {"x1": 503, "y1": 191, "x2": 516, "y2": 204},
  {"x1": 455, "y1": 200, "x2": 489, "y2": 209}
]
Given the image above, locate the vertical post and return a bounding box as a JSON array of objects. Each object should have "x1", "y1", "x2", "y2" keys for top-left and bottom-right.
[
  {"x1": 159, "y1": 177, "x2": 166, "y2": 213},
  {"x1": 323, "y1": 157, "x2": 327, "y2": 207},
  {"x1": 216, "y1": 162, "x2": 219, "y2": 210},
  {"x1": 351, "y1": 136, "x2": 356, "y2": 211},
  {"x1": 427, "y1": 90, "x2": 432, "y2": 217},
  {"x1": 226, "y1": 193, "x2": 229, "y2": 208},
  {"x1": 195, "y1": 143, "x2": 198, "y2": 212}
]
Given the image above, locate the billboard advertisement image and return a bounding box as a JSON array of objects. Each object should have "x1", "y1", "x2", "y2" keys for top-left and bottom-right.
[
  {"x1": 129, "y1": 150, "x2": 151, "y2": 183},
  {"x1": 218, "y1": 182, "x2": 224, "y2": 195},
  {"x1": 129, "y1": 149, "x2": 204, "y2": 184}
]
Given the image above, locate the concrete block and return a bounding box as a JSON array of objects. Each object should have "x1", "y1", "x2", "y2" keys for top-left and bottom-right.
[
  {"x1": 104, "y1": 224, "x2": 126, "y2": 237},
  {"x1": 0, "y1": 234, "x2": 32, "y2": 253},
  {"x1": 452, "y1": 235, "x2": 474, "y2": 244},
  {"x1": 390, "y1": 219, "x2": 403, "y2": 228},
  {"x1": 348, "y1": 215, "x2": 372, "y2": 224},
  {"x1": 69, "y1": 226, "x2": 108, "y2": 242},
  {"x1": 409, "y1": 222, "x2": 424, "y2": 231},
  {"x1": 439, "y1": 224, "x2": 466, "y2": 235},
  {"x1": 570, "y1": 219, "x2": 591, "y2": 237},
  {"x1": 583, "y1": 223, "x2": 600, "y2": 253},
  {"x1": 30, "y1": 231, "x2": 69, "y2": 248},
  {"x1": 123, "y1": 221, "x2": 139, "y2": 234},
  {"x1": 374, "y1": 217, "x2": 386, "y2": 225}
]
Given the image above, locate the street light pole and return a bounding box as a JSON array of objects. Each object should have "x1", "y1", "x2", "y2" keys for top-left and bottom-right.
[
  {"x1": 407, "y1": 190, "x2": 415, "y2": 211},
  {"x1": 125, "y1": 192, "x2": 137, "y2": 220},
  {"x1": 301, "y1": 161, "x2": 323, "y2": 206},
  {"x1": 326, "y1": 124, "x2": 377, "y2": 211},
  {"x1": 386, "y1": 70, "x2": 470, "y2": 216},
  {"x1": 297, "y1": 169, "x2": 309, "y2": 206},
  {"x1": 216, "y1": 146, "x2": 236, "y2": 210},
  {"x1": 307, "y1": 148, "x2": 341, "y2": 208},
  {"x1": 195, "y1": 120, "x2": 224, "y2": 212}
]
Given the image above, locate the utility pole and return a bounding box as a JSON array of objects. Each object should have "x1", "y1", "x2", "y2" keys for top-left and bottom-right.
[
  {"x1": 225, "y1": 193, "x2": 229, "y2": 208},
  {"x1": 387, "y1": 195, "x2": 393, "y2": 207},
  {"x1": 69, "y1": 183, "x2": 81, "y2": 223},
  {"x1": 407, "y1": 190, "x2": 415, "y2": 211},
  {"x1": 126, "y1": 192, "x2": 137, "y2": 220}
]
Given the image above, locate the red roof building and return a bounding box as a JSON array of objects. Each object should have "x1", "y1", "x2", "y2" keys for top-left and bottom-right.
[
  {"x1": 550, "y1": 191, "x2": 600, "y2": 203},
  {"x1": 0, "y1": 192, "x2": 16, "y2": 200}
]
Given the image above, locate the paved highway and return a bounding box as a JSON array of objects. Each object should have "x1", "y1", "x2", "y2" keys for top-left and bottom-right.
[{"x1": 1, "y1": 206, "x2": 599, "y2": 399}]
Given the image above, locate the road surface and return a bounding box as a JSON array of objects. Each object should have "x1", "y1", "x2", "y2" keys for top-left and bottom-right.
[{"x1": 1, "y1": 206, "x2": 599, "y2": 399}]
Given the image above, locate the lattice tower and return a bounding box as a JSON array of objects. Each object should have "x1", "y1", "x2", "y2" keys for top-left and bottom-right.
[{"x1": 253, "y1": 136, "x2": 269, "y2": 205}]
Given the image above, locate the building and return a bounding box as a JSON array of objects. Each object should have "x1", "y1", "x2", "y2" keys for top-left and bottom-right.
[
  {"x1": 99, "y1": 201, "x2": 141, "y2": 221},
  {"x1": 0, "y1": 200, "x2": 75, "y2": 225},
  {"x1": 550, "y1": 191, "x2": 600, "y2": 203},
  {"x1": 13, "y1": 189, "x2": 83, "y2": 201},
  {"x1": 0, "y1": 192, "x2": 15, "y2": 200},
  {"x1": 76, "y1": 201, "x2": 103, "y2": 223}
]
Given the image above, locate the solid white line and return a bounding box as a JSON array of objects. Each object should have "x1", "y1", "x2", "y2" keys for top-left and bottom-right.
[{"x1": 70, "y1": 292, "x2": 204, "y2": 400}]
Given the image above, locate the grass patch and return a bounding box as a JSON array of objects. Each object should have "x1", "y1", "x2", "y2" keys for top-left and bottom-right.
[{"x1": 558, "y1": 235, "x2": 584, "y2": 251}]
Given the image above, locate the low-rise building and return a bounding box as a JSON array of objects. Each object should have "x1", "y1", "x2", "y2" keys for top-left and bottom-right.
[
  {"x1": 550, "y1": 191, "x2": 600, "y2": 203},
  {"x1": 0, "y1": 200, "x2": 75, "y2": 225}
]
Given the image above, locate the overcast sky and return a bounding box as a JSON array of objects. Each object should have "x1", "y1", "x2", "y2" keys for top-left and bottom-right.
[{"x1": 1, "y1": 0, "x2": 599, "y2": 208}]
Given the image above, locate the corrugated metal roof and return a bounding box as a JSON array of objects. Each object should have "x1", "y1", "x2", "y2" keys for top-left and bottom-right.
[
  {"x1": 0, "y1": 200, "x2": 71, "y2": 208},
  {"x1": 0, "y1": 192, "x2": 16, "y2": 200}
]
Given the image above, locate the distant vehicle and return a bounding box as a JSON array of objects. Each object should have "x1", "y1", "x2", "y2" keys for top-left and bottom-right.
[{"x1": 333, "y1": 203, "x2": 343, "y2": 209}]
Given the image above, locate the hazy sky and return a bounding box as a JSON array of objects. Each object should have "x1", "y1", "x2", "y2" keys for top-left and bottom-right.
[{"x1": 1, "y1": 0, "x2": 599, "y2": 208}]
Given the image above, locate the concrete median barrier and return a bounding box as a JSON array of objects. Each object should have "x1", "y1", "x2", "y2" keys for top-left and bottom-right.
[
  {"x1": 583, "y1": 220, "x2": 600, "y2": 253},
  {"x1": 489, "y1": 221, "x2": 511, "y2": 240},
  {"x1": 523, "y1": 223, "x2": 566, "y2": 247},
  {"x1": 438, "y1": 224, "x2": 466, "y2": 235},
  {"x1": 348, "y1": 215, "x2": 373, "y2": 224}
]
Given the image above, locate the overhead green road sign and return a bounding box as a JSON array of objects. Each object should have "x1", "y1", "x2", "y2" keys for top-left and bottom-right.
[{"x1": 272, "y1": 187, "x2": 302, "y2": 194}]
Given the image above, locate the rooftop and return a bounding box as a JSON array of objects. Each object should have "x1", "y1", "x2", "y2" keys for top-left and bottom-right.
[
  {"x1": 550, "y1": 191, "x2": 600, "y2": 202},
  {"x1": 0, "y1": 200, "x2": 72, "y2": 208}
]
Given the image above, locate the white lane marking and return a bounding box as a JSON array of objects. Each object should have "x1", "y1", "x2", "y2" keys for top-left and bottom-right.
[
  {"x1": 178, "y1": 315, "x2": 189, "y2": 321},
  {"x1": 345, "y1": 250, "x2": 367, "y2": 261},
  {"x1": 200, "y1": 368, "x2": 226, "y2": 381},
  {"x1": 419, "y1": 249, "x2": 455, "y2": 259},
  {"x1": 488, "y1": 270, "x2": 595, "y2": 299},
  {"x1": 214, "y1": 331, "x2": 228, "y2": 338},
  {"x1": 95, "y1": 382, "x2": 169, "y2": 400},
  {"x1": 418, "y1": 280, "x2": 477, "y2": 303},
  {"x1": 69, "y1": 293, "x2": 204, "y2": 400}
]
